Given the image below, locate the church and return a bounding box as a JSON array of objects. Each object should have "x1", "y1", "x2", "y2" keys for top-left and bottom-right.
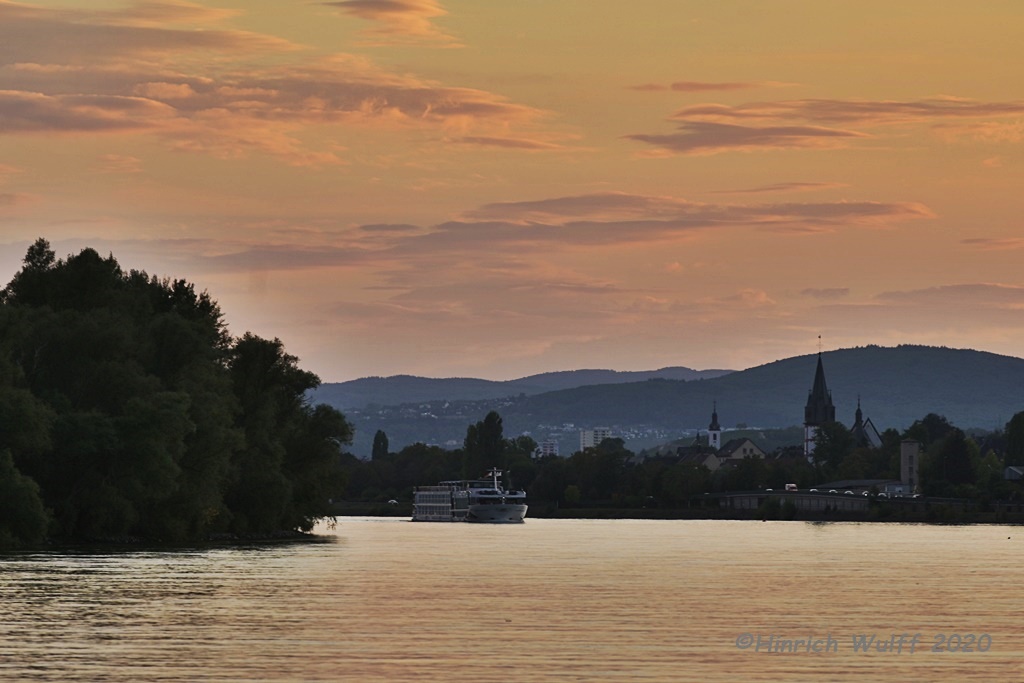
[
  {"x1": 803, "y1": 352, "x2": 835, "y2": 458},
  {"x1": 803, "y1": 352, "x2": 881, "y2": 458}
]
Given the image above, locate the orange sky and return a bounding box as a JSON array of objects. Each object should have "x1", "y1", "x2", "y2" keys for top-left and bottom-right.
[{"x1": 2, "y1": 0, "x2": 1024, "y2": 381}]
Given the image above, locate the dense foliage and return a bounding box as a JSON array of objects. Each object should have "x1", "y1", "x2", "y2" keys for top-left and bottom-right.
[{"x1": 0, "y1": 239, "x2": 352, "y2": 547}]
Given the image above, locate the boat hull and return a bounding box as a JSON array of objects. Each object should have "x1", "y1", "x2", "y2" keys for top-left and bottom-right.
[{"x1": 465, "y1": 503, "x2": 528, "y2": 523}]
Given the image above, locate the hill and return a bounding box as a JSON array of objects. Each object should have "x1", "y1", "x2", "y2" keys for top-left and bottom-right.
[
  {"x1": 315, "y1": 346, "x2": 1024, "y2": 457},
  {"x1": 310, "y1": 366, "x2": 733, "y2": 409}
]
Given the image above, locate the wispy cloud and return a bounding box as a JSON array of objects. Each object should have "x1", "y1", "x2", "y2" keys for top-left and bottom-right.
[
  {"x1": 0, "y1": 1, "x2": 290, "y2": 65},
  {"x1": 713, "y1": 182, "x2": 848, "y2": 195},
  {"x1": 0, "y1": 3, "x2": 546, "y2": 165},
  {"x1": 671, "y1": 96, "x2": 1024, "y2": 126},
  {"x1": 324, "y1": 0, "x2": 461, "y2": 47},
  {"x1": 450, "y1": 136, "x2": 566, "y2": 150},
  {"x1": 0, "y1": 90, "x2": 175, "y2": 133},
  {"x1": 626, "y1": 120, "x2": 866, "y2": 155},
  {"x1": 875, "y1": 283, "x2": 1024, "y2": 307},
  {"x1": 93, "y1": 154, "x2": 143, "y2": 174},
  {"x1": 629, "y1": 80, "x2": 796, "y2": 92},
  {"x1": 801, "y1": 287, "x2": 850, "y2": 300},
  {"x1": 120, "y1": 191, "x2": 933, "y2": 274},
  {"x1": 961, "y1": 237, "x2": 1024, "y2": 251},
  {"x1": 0, "y1": 192, "x2": 27, "y2": 207},
  {"x1": 628, "y1": 95, "x2": 1024, "y2": 155}
]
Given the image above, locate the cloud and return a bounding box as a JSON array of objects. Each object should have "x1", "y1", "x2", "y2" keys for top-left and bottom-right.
[
  {"x1": 933, "y1": 120, "x2": 1024, "y2": 144},
  {"x1": 144, "y1": 191, "x2": 933, "y2": 275},
  {"x1": 801, "y1": 287, "x2": 850, "y2": 300},
  {"x1": 671, "y1": 96, "x2": 1024, "y2": 126},
  {"x1": 625, "y1": 120, "x2": 867, "y2": 155},
  {"x1": 0, "y1": 4, "x2": 547, "y2": 165},
  {"x1": 629, "y1": 80, "x2": 796, "y2": 92},
  {"x1": 961, "y1": 237, "x2": 1024, "y2": 251},
  {"x1": 324, "y1": 0, "x2": 461, "y2": 47},
  {"x1": 0, "y1": 89, "x2": 175, "y2": 133},
  {"x1": 875, "y1": 283, "x2": 1024, "y2": 307},
  {"x1": 0, "y1": 192, "x2": 29, "y2": 207},
  {"x1": 359, "y1": 223, "x2": 422, "y2": 233},
  {"x1": 628, "y1": 95, "x2": 1024, "y2": 156},
  {"x1": 0, "y1": 1, "x2": 292, "y2": 66},
  {"x1": 93, "y1": 154, "x2": 143, "y2": 174},
  {"x1": 462, "y1": 191, "x2": 703, "y2": 223},
  {"x1": 712, "y1": 182, "x2": 848, "y2": 194},
  {"x1": 722, "y1": 288, "x2": 776, "y2": 307},
  {"x1": 451, "y1": 136, "x2": 566, "y2": 150}
]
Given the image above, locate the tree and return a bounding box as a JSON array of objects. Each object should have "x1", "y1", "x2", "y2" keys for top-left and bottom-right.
[
  {"x1": 372, "y1": 430, "x2": 390, "y2": 460},
  {"x1": 0, "y1": 237, "x2": 55, "y2": 306},
  {"x1": 226, "y1": 333, "x2": 352, "y2": 533},
  {"x1": 506, "y1": 435, "x2": 538, "y2": 457},
  {"x1": 812, "y1": 421, "x2": 854, "y2": 473},
  {"x1": 904, "y1": 413, "x2": 956, "y2": 449},
  {"x1": 463, "y1": 411, "x2": 505, "y2": 476},
  {"x1": 1005, "y1": 411, "x2": 1024, "y2": 467},
  {"x1": 921, "y1": 427, "x2": 978, "y2": 496},
  {"x1": 718, "y1": 456, "x2": 767, "y2": 492},
  {"x1": 0, "y1": 240, "x2": 352, "y2": 541},
  {"x1": 0, "y1": 449, "x2": 50, "y2": 548},
  {"x1": 662, "y1": 462, "x2": 711, "y2": 503}
]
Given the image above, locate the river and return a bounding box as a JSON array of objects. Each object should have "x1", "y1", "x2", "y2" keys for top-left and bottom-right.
[{"x1": 2, "y1": 517, "x2": 1022, "y2": 681}]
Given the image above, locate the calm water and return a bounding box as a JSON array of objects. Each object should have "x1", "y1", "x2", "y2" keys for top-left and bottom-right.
[{"x1": 2, "y1": 518, "x2": 1022, "y2": 682}]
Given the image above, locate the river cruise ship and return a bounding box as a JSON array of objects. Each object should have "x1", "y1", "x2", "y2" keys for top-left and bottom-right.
[{"x1": 412, "y1": 468, "x2": 528, "y2": 523}]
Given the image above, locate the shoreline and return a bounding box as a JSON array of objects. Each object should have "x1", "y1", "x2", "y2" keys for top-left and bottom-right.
[{"x1": 329, "y1": 501, "x2": 1024, "y2": 525}]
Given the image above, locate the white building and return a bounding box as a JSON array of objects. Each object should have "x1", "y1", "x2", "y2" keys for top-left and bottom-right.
[
  {"x1": 580, "y1": 427, "x2": 612, "y2": 451},
  {"x1": 535, "y1": 438, "x2": 560, "y2": 458}
]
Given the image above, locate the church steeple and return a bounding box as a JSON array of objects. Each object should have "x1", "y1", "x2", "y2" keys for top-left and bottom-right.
[
  {"x1": 708, "y1": 401, "x2": 721, "y2": 450},
  {"x1": 851, "y1": 395, "x2": 877, "y2": 449},
  {"x1": 803, "y1": 352, "x2": 836, "y2": 458}
]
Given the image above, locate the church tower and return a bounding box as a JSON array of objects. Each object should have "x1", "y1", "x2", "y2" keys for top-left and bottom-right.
[
  {"x1": 708, "y1": 401, "x2": 722, "y2": 451},
  {"x1": 803, "y1": 352, "x2": 836, "y2": 458}
]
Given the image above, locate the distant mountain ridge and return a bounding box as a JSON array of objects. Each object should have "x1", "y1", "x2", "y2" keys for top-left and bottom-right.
[
  {"x1": 503, "y1": 345, "x2": 1024, "y2": 430},
  {"x1": 311, "y1": 345, "x2": 1024, "y2": 457},
  {"x1": 311, "y1": 366, "x2": 734, "y2": 410}
]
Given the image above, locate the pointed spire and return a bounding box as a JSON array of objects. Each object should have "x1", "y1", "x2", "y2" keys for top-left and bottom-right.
[
  {"x1": 804, "y1": 352, "x2": 836, "y2": 427},
  {"x1": 709, "y1": 400, "x2": 721, "y2": 431}
]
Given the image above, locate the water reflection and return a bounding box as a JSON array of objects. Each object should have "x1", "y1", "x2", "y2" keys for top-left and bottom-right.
[{"x1": 1, "y1": 519, "x2": 1022, "y2": 681}]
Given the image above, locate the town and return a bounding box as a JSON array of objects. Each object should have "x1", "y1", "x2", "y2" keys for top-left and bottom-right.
[{"x1": 336, "y1": 352, "x2": 1024, "y2": 523}]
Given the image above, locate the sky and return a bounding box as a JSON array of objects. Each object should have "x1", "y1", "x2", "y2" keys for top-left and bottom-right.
[{"x1": 2, "y1": 0, "x2": 1024, "y2": 382}]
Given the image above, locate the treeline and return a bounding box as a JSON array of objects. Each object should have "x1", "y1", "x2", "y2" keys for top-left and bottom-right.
[
  {"x1": 0, "y1": 239, "x2": 352, "y2": 548},
  {"x1": 341, "y1": 410, "x2": 1024, "y2": 508}
]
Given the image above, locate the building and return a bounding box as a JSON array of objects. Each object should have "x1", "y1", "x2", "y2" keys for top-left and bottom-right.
[
  {"x1": 803, "y1": 353, "x2": 836, "y2": 458},
  {"x1": 674, "y1": 433, "x2": 721, "y2": 469},
  {"x1": 580, "y1": 427, "x2": 612, "y2": 451},
  {"x1": 675, "y1": 449, "x2": 723, "y2": 472},
  {"x1": 535, "y1": 438, "x2": 560, "y2": 458},
  {"x1": 708, "y1": 402, "x2": 722, "y2": 450},
  {"x1": 850, "y1": 398, "x2": 883, "y2": 449},
  {"x1": 1005, "y1": 466, "x2": 1024, "y2": 481},
  {"x1": 718, "y1": 438, "x2": 766, "y2": 461},
  {"x1": 901, "y1": 440, "x2": 921, "y2": 492}
]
